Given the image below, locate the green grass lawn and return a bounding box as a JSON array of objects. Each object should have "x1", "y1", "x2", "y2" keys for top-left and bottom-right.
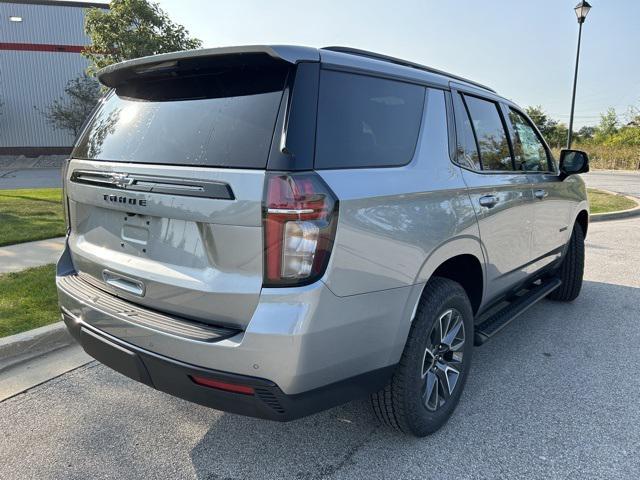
[
  {"x1": 0, "y1": 188, "x2": 66, "y2": 247},
  {"x1": 588, "y1": 188, "x2": 638, "y2": 215},
  {"x1": 0, "y1": 264, "x2": 59, "y2": 338}
]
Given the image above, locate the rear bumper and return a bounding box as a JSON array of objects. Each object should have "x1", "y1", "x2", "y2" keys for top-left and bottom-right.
[
  {"x1": 61, "y1": 310, "x2": 393, "y2": 421},
  {"x1": 56, "y1": 240, "x2": 421, "y2": 418}
]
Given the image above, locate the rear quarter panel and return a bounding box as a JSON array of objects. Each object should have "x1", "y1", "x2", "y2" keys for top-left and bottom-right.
[{"x1": 318, "y1": 88, "x2": 483, "y2": 298}]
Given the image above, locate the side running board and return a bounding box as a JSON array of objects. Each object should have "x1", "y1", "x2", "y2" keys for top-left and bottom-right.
[{"x1": 474, "y1": 278, "x2": 562, "y2": 346}]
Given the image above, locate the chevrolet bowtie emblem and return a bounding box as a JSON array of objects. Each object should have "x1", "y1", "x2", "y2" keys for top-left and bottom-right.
[{"x1": 111, "y1": 173, "x2": 134, "y2": 188}]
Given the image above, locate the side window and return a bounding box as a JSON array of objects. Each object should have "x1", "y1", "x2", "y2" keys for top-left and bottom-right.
[
  {"x1": 315, "y1": 70, "x2": 426, "y2": 169},
  {"x1": 508, "y1": 109, "x2": 551, "y2": 172},
  {"x1": 452, "y1": 93, "x2": 481, "y2": 170},
  {"x1": 463, "y1": 95, "x2": 513, "y2": 171}
]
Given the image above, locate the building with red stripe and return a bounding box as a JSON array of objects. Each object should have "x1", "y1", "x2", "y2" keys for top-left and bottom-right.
[{"x1": 0, "y1": 0, "x2": 109, "y2": 156}]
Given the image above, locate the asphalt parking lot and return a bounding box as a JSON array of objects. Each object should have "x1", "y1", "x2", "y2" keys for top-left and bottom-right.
[
  {"x1": 1, "y1": 216, "x2": 639, "y2": 480},
  {"x1": 583, "y1": 170, "x2": 640, "y2": 197}
]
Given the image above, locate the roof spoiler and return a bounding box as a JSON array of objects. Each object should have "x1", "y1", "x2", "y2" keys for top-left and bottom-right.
[{"x1": 97, "y1": 45, "x2": 320, "y2": 88}]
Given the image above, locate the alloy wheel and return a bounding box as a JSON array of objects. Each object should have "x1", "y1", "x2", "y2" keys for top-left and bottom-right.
[{"x1": 420, "y1": 308, "x2": 466, "y2": 412}]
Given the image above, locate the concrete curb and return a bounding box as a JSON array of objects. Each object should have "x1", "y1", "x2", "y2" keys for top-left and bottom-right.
[
  {"x1": 590, "y1": 190, "x2": 640, "y2": 223},
  {"x1": 0, "y1": 321, "x2": 73, "y2": 371}
]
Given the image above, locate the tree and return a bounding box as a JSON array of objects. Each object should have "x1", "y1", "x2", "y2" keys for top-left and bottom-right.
[
  {"x1": 577, "y1": 125, "x2": 596, "y2": 140},
  {"x1": 595, "y1": 108, "x2": 619, "y2": 139},
  {"x1": 524, "y1": 105, "x2": 568, "y2": 149},
  {"x1": 83, "y1": 0, "x2": 202, "y2": 73},
  {"x1": 624, "y1": 105, "x2": 640, "y2": 127},
  {"x1": 606, "y1": 127, "x2": 640, "y2": 147},
  {"x1": 42, "y1": 74, "x2": 102, "y2": 136},
  {"x1": 602, "y1": 106, "x2": 640, "y2": 147},
  {"x1": 547, "y1": 123, "x2": 569, "y2": 149},
  {"x1": 524, "y1": 105, "x2": 557, "y2": 136}
]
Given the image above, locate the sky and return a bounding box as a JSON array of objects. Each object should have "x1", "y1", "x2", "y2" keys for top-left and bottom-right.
[
  {"x1": 145, "y1": 0, "x2": 638, "y2": 129},
  {"x1": 72, "y1": 0, "x2": 639, "y2": 128}
]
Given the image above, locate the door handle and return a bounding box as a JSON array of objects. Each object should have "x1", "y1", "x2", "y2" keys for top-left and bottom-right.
[
  {"x1": 479, "y1": 195, "x2": 499, "y2": 208},
  {"x1": 534, "y1": 189, "x2": 548, "y2": 199}
]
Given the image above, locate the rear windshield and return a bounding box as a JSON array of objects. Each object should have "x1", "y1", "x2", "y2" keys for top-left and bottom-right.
[{"x1": 73, "y1": 65, "x2": 288, "y2": 168}]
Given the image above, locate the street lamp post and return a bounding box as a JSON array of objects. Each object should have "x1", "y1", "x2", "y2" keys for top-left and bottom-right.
[{"x1": 567, "y1": 1, "x2": 592, "y2": 149}]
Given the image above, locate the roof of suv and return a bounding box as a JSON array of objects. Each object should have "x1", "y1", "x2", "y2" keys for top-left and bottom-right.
[
  {"x1": 321, "y1": 46, "x2": 495, "y2": 93},
  {"x1": 97, "y1": 44, "x2": 495, "y2": 95}
]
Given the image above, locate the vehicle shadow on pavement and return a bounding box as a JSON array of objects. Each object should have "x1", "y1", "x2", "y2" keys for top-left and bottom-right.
[
  {"x1": 188, "y1": 279, "x2": 640, "y2": 480},
  {"x1": 190, "y1": 398, "x2": 385, "y2": 480}
]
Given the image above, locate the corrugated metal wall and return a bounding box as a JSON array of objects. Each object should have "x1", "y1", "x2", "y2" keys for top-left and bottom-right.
[
  {"x1": 0, "y1": 2, "x2": 90, "y2": 44},
  {"x1": 1, "y1": 50, "x2": 90, "y2": 147},
  {"x1": 0, "y1": 2, "x2": 105, "y2": 151}
]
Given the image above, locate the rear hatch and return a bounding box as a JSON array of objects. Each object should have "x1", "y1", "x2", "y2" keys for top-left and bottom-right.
[{"x1": 64, "y1": 51, "x2": 296, "y2": 329}]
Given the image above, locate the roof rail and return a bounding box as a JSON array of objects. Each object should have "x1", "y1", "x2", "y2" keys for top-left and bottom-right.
[{"x1": 321, "y1": 46, "x2": 496, "y2": 93}]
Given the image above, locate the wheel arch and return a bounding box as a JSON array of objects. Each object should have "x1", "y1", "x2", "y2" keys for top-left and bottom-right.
[
  {"x1": 389, "y1": 249, "x2": 484, "y2": 369},
  {"x1": 388, "y1": 238, "x2": 485, "y2": 367},
  {"x1": 429, "y1": 254, "x2": 483, "y2": 315},
  {"x1": 413, "y1": 236, "x2": 486, "y2": 316}
]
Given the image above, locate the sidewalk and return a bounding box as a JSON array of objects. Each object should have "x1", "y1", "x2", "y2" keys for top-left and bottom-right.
[{"x1": 0, "y1": 237, "x2": 65, "y2": 274}]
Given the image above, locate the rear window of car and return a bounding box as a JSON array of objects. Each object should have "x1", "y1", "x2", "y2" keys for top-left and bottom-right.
[
  {"x1": 73, "y1": 65, "x2": 288, "y2": 168},
  {"x1": 315, "y1": 70, "x2": 426, "y2": 169}
]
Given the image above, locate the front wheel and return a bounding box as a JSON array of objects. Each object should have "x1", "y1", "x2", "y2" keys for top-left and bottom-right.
[
  {"x1": 371, "y1": 277, "x2": 474, "y2": 437},
  {"x1": 548, "y1": 223, "x2": 585, "y2": 302}
]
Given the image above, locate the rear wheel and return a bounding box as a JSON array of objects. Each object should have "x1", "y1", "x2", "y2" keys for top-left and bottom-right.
[
  {"x1": 548, "y1": 223, "x2": 585, "y2": 302},
  {"x1": 371, "y1": 277, "x2": 473, "y2": 437}
]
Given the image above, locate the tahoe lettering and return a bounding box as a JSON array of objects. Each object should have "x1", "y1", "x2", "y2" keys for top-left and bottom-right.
[{"x1": 103, "y1": 194, "x2": 147, "y2": 206}]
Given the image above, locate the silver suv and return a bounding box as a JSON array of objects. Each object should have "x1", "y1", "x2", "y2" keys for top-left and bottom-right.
[{"x1": 57, "y1": 46, "x2": 590, "y2": 436}]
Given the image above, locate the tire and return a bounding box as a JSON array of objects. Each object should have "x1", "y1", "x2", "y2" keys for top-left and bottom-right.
[
  {"x1": 371, "y1": 277, "x2": 474, "y2": 437},
  {"x1": 548, "y1": 223, "x2": 585, "y2": 302}
]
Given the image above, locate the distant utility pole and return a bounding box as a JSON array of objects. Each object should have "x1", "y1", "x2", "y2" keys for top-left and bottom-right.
[{"x1": 567, "y1": 1, "x2": 592, "y2": 149}]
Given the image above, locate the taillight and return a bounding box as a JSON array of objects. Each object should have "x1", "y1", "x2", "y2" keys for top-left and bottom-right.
[{"x1": 263, "y1": 172, "x2": 338, "y2": 287}]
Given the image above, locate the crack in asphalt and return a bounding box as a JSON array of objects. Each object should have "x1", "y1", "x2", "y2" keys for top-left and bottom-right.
[{"x1": 294, "y1": 424, "x2": 381, "y2": 480}]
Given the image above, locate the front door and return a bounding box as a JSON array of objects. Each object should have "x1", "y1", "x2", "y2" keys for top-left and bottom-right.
[{"x1": 505, "y1": 107, "x2": 573, "y2": 270}]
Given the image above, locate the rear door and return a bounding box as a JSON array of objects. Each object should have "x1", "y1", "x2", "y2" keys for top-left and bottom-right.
[
  {"x1": 452, "y1": 91, "x2": 535, "y2": 301},
  {"x1": 64, "y1": 59, "x2": 290, "y2": 329}
]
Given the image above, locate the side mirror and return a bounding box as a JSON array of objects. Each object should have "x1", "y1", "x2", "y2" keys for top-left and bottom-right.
[{"x1": 559, "y1": 149, "x2": 589, "y2": 180}]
